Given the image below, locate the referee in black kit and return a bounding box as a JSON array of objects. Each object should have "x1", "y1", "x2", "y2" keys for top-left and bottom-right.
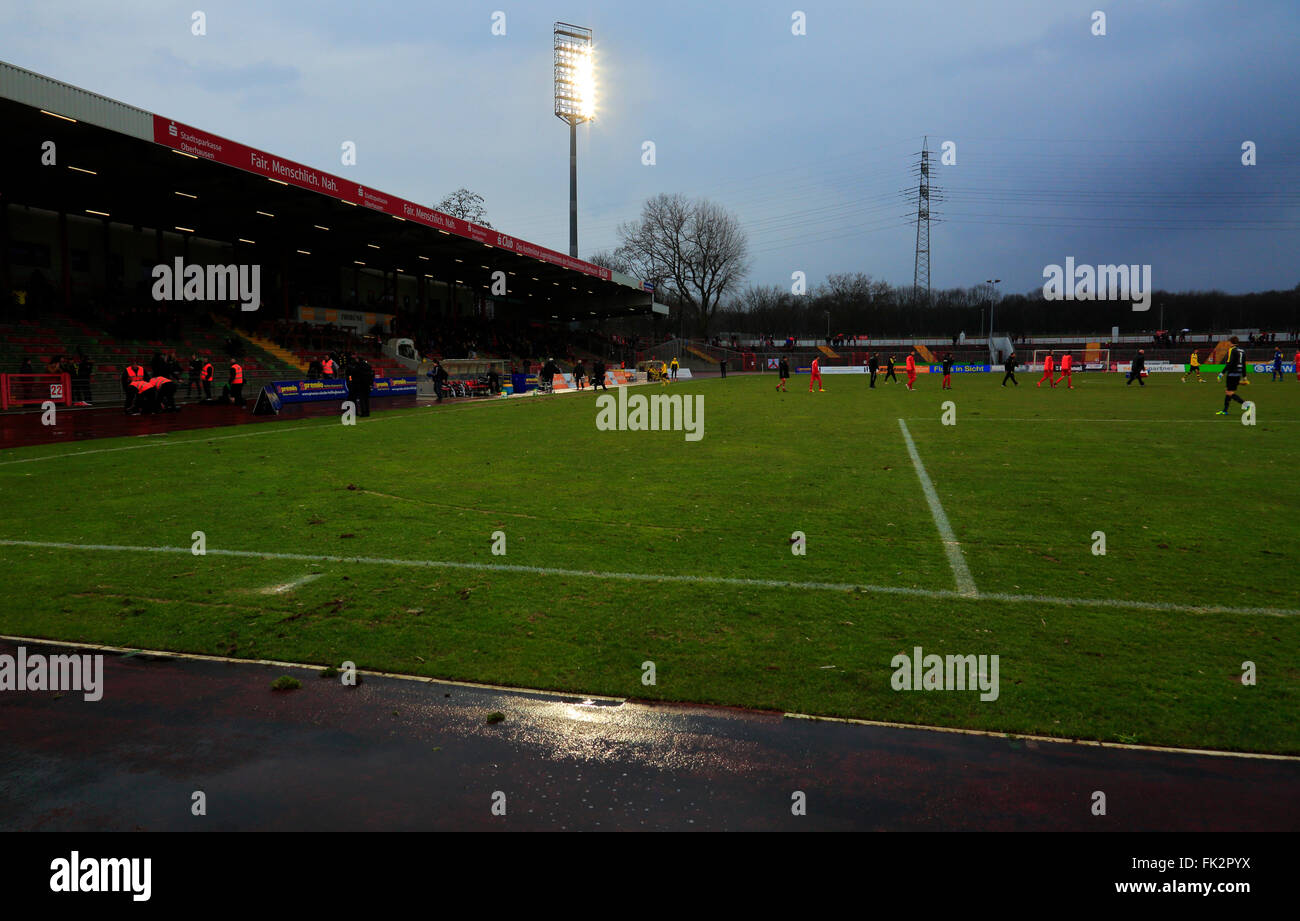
[
  {"x1": 1126, "y1": 349, "x2": 1147, "y2": 386},
  {"x1": 1216, "y1": 336, "x2": 1249, "y2": 416},
  {"x1": 347, "y1": 355, "x2": 374, "y2": 417}
]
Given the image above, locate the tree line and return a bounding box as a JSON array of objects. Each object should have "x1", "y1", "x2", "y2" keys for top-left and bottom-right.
[
  {"x1": 479, "y1": 188, "x2": 1298, "y2": 338},
  {"x1": 717, "y1": 276, "x2": 1300, "y2": 340}
]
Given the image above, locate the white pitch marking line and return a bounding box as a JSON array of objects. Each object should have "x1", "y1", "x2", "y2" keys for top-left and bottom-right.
[
  {"x1": 897, "y1": 418, "x2": 978, "y2": 597},
  {"x1": 259, "y1": 573, "x2": 324, "y2": 595},
  {"x1": 904, "y1": 418, "x2": 1300, "y2": 424},
  {"x1": 1, "y1": 538, "x2": 1295, "y2": 617}
]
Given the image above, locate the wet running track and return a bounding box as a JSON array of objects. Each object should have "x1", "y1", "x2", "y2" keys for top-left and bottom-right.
[
  {"x1": 0, "y1": 639, "x2": 1296, "y2": 832},
  {"x1": 0, "y1": 395, "x2": 420, "y2": 450}
]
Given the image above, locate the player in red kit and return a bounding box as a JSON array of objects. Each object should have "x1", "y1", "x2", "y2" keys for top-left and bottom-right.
[
  {"x1": 905, "y1": 350, "x2": 918, "y2": 390},
  {"x1": 1037, "y1": 352, "x2": 1056, "y2": 388},
  {"x1": 809, "y1": 356, "x2": 824, "y2": 392},
  {"x1": 1053, "y1": 352, "x2": 1075, "y2": 389},
  {"x1": 1295, "y1": 350, "x2": 1299, "y2": 382}
]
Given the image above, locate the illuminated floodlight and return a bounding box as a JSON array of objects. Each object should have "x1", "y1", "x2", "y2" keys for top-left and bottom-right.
[
  {"x1": 554, "y1": 23, "x2": 595, "y2": 123},
  {"x1": 554, "y1": 22, "x2": 595, "y2": 258}
]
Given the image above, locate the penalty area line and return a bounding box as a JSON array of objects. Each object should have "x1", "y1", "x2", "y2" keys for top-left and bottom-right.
[
  {"x1": 897, "y1": 418, "x2": 978, "y2": 597},
  {"x1": 0, "y1": 538, "x2": 1295, "y2": 617}
]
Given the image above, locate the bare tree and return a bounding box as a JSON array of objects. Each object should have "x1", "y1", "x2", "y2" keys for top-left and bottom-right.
[
  {"x1": 435, "y1": 188, "x2": 492, "y2": 228},
  {"x1": 587, "y1": 249, "x2": 633, "y2": 275},
  {"x1": 615, "y1": 193, "x2": 749, "y2": 336}
]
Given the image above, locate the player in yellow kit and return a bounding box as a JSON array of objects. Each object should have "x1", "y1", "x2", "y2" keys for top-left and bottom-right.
[{"x1": 1182, "y1": 349, "x2": 1204, "y2": 383}]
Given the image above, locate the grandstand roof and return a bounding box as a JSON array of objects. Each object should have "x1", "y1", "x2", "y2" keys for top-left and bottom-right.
[{"x1": 0, "y1": 59, "x2": 654, "y2": 320}]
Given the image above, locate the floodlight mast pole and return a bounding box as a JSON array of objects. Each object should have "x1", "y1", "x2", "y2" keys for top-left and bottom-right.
[
  {"x1": 986, "y1": 278, "x2": 1001, "y2": 361},
  {"x1": 554, "y1": 23, "x2": 593, "y2": 260},
  {"x1": 569, "y1": 120, "x2": 578, "y2": 257}
]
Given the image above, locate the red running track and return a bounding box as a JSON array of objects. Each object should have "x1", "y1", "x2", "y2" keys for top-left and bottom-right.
[{"x1": 0, "y1": 396, "x2": 420, "y2": 451}]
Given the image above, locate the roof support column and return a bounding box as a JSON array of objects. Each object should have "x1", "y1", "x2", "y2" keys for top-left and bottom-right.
[
  {"x1": 58, "y1": 210, "x2": 71, "y2": 312},
  {"x1": 99, "y1": 215, "x2": 112, "y2": 300},
  {"x1": 0, "y1": 201, "x2": 11, "y2": 308},
  {"x1": 281, "y1": 250, "x2": 291, "y2": 320}
]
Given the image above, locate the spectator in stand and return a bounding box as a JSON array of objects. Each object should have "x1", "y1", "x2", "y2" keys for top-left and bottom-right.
[
  {"x1": 74, "y1": 352, "x2": 93, "y2": 406},
  {"x1": 187, "y1": 355, "x2": 202, "y2": 398},
  {"x1": 151, "y1": 351, "x2": 168, "y2": 377}
]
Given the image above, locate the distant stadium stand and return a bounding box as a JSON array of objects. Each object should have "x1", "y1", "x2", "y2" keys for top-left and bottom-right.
[{"x1": 0, "y1": 311, "x2": 302, "y2": 407}]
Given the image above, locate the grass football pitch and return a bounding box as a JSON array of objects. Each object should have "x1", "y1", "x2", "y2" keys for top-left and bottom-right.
[{"x1": 1, "y1": 370, "x2": 1297, "y2": 754}]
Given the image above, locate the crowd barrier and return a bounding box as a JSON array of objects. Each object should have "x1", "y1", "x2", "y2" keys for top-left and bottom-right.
[{"x1": 254, "y1": 376, "x2": 418, "y2": 414}]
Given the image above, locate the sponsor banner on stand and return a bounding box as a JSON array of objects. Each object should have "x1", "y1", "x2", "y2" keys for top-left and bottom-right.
[
  {"x1": 153, "y1": 117, "x2": 612, "y2": 282},
  {"x1": 269, "y1": 377, "x2": 415, "y2": 404},
  {"x1": 1114, "y1": 361, "x2": 1185, "y2": 374}
]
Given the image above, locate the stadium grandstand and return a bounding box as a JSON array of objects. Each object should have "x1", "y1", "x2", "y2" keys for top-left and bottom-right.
[{"x1": 0, "y1": 58, "x2": 665, "y2": 420}]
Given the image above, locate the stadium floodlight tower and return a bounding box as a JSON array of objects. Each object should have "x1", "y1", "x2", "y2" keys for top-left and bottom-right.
[
  {"x1": 985, "y1": 279, "x2": 1001, "y2": 337},
  {"x1": 985, "y1": 278, "x2": 1003, "y2": 363},
  {"x1": 554, "y1": 22, "x2": 596, "y2": 259}
]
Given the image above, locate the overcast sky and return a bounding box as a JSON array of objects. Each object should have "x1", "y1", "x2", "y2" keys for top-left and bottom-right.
[{"x1": 3, "y1": 0, "x2": 1297, "y2": 296}]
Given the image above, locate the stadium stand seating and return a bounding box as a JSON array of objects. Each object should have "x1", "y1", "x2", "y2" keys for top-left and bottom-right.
[
  {"x1": 685, "y1": 344, "x2": 718, "y2": 364},
  {"x1": 0, "y1": 312, "x2": 302, "y2": 406}
]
